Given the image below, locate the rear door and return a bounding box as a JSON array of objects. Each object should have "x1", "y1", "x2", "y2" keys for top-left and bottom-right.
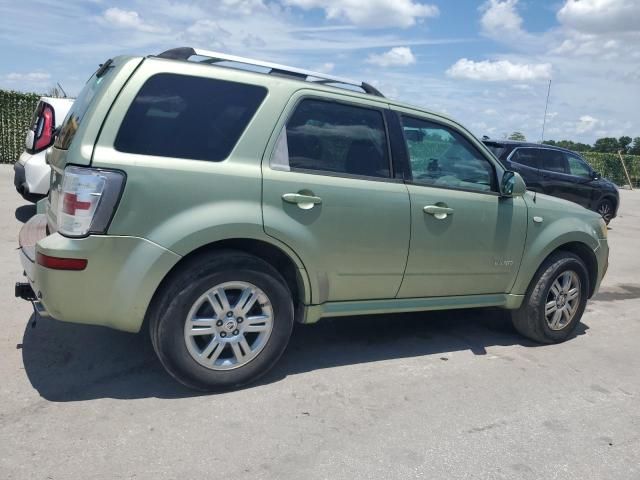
[{"x1": 261, "y1": 92, "x2": 411, "y2": 304}]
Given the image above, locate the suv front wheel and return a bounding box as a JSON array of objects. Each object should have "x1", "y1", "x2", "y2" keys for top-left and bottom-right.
[
  {"x1": 511, "y1": 252, "x2": 589, "y2": 344},
  {"x1": 149, "y1": 250, "x2": 294, "y2": 391}
]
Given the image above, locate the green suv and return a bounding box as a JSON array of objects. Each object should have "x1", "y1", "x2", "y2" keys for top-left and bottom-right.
[{"x1": 16, "y1": 48, "x2": 609, "y2": 391}]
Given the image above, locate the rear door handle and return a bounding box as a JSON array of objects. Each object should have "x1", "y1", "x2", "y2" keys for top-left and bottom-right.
[
  {"x1": 423, "y1": 205, "x2": 454, "y2": 219},
  {"x1": 282, "y1": 193, "x2": 322, "y2": 210}
]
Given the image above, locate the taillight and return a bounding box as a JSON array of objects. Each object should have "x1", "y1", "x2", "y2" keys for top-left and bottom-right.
[
  {"x1": 33, "y1": 103, "x2": 55, "y2": 152},
  {"x1": 56, "y1": 166, "x2": 125, "y2": 237}
]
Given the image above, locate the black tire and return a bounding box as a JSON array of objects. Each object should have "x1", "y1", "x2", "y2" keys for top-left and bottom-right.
[
  {"x1": 511, "y1": 251, "x2": 589, "y2": 344},
  {"x1": 596, "y1": 199, "x2": 614, "y2": 225},
  {"x1": 149, "y1": 250, "x2": 294, "y2": 391}
]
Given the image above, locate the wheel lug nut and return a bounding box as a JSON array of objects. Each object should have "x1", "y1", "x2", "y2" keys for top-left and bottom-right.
[
  {"x1": 216, "y1": 320, "x2": 223, "y2": 326},
  {"x1": 237, "y1": 317, "x2": 243, "y2": 323},
  {"x1": 233, "y1": 329, "x2": 239, "y2": 335},
  {"x1": 220, "y1": 332, "x2": 227, "y2": 338},
  {"x1": 227, "y1": 311, "x2": 234, "y2": 317}
]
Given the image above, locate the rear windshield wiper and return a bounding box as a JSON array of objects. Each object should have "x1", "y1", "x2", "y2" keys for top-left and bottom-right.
[{"x1": 96, "y1": 59, "x2": 113, "y2": 78}]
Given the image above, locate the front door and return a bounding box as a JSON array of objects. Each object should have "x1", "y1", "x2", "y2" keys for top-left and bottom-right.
[
  {"x1": 262, "y1": 94, "x2": 411, "y2": 304},
  {"x1": 538, "y1": 149, "x2": 591, "y2": 208},
  {"x1": 394, "y1": 113, "x2": 528, "y2": 298}
]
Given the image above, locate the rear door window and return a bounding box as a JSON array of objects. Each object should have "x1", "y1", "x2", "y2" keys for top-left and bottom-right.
[
  {"x1": 115, "y1": 73, "x2": 267, "y2": 161},
  {"x1": 271, "y1": 98, "x2": 391, "y2": 178}
]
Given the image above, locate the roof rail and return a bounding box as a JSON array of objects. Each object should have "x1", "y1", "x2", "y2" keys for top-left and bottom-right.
[{"x1": 156, "y1": 47, "x2": 384, "y2": 98}]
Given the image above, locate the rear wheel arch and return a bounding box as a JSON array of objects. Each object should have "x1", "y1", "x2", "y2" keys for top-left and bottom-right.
[{"x1": 145, "y1": 238, "x2": 310, "y2": 329}]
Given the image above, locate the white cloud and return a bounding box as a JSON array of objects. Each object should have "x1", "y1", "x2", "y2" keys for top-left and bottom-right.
[
  {"x1": 557, "y1": 0, "x2": 640, "y2": 34},
  {"x1": 183, "y1": 19, "x2": 230, "y2": 48},
  {"x1": 0, "y1": 71, "x2": 51, "y2": 93},
  {"x1": 218, "y1": 0, "x2": 267, "y2": 15},
  {"x1": 480, "y1": 0, "x2": 524, "y2": 39},
  {"x1": 100, "y1": 8, "x2": 159, "y2": 32},
  {"x1": 282, "y1": 0, "x2": 439, "y2": 28},
  {"x1": 315, "y1": 62, "x2": 335, "y2": 73},
  {"x1": 366, "y1": 47, "x2": 416, "y2": 67},
  {"x1": 446, "y1": 58, "x2": 552, "y2": 82},
  {"x1": 4, "y1": 72, "x2": 51, "y2": 82},
  {"x1": 576, "y1": 115, "x2": 599, "y2": 134}
]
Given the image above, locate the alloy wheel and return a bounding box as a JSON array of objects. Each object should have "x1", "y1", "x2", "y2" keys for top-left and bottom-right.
[
  {"x1": 184, "y1": 281, "x2": 273, "y2": 370},
  {"x1": 545, "y1": 271, "x2": 581, "y2": 331},
  {"x1": 597, "y1": 201, "x2": 613, "y2": 223}
]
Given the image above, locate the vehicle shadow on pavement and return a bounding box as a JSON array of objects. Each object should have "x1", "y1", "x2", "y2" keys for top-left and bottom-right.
[
  {"x1": 21, "y1": 309, "x2": 588, "y2": 402},
  {"x1": 15, "y1": 204, "x2": 37, "y2": 223}
]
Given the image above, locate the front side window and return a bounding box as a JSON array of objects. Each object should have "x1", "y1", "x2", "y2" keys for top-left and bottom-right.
[
  {"x1": 401, "y1": 116, "x2": 494, "y2": 192},
  {"x1": 540, "y1": 149, "x2": 568, "y2": 173},
  {"x1": 511, "y1": 148, "x2": 541, "y2": 169},
  {"x1": 566, "y1": 153, "x2": 591, "y2": 178},
  {"x1": 115, "y1": 73, "x2": 266, "y2": 161},
  {"x1": 271, "y1": 98, "x2": 390, "y2": 178}
]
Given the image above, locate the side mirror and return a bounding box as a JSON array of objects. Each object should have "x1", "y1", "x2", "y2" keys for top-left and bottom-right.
[
  {"x1": 501, "y1": 171, "x2": 526, "y2": 197},
  {"x1": 591, "y1": 170, "x2": 600, "y2": 180}
]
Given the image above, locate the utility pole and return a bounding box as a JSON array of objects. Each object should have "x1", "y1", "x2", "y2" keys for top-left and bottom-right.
[{"x1": 540, "y1": 79, "x2": 551, "y2": 143}]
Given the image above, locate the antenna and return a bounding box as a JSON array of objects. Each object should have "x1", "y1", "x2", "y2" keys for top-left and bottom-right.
[
  {"x1": 56, "y1": 82, "x2": 68, "y2": 98},
  {"x1": 540, "y1": 79, "x2": 551, "y2": 142}
]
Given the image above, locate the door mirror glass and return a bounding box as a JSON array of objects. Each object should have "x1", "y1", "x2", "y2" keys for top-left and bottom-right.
[{"x1": 501, "y1": 171, "x2": 526, "y2": 197}]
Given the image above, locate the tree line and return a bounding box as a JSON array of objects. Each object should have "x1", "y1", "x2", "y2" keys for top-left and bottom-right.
[{"x1": 506, "y1": 131, "x2": 640, "y2": 155}]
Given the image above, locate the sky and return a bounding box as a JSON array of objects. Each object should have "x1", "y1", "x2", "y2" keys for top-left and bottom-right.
[{"x1": 0, "y1": 0, "x2": 638, "y2": 144}]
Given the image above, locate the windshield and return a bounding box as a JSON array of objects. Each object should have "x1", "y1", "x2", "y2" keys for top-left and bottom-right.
[
  {"x1": 483, "y1": 142, "x2": 506, "y2": 159},
  {"x1": 54, "y1": 61, "x2": 112, "y2": 150}
]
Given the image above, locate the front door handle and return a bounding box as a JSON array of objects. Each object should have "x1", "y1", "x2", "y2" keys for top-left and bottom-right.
[
  {"x1": 423, "y1": 205, "x2": 454, "y2": 219},
  {"x1": 282, "y1": 193, "x2": 322, "y2": 210}
]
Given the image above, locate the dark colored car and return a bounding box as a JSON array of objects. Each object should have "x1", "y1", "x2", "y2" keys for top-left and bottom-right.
[{"x1": 483, "y1": 140, "x2": 619, "y2": 223}]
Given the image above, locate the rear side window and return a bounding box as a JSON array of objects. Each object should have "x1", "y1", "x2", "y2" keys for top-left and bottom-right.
[
  {"x1": 271, "y1": 98, "x2": 390, "y2": 178},
  {"x1": 115, "y1": 74, "x2": 267, "y2": 161},
  {"x1": 511, "y1": 149, "x2": 541, "y2": 168}
]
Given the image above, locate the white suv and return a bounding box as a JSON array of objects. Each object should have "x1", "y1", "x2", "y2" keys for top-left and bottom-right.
[{"x1": 13, "y1": 96, "x2": 73, "y2": 200}]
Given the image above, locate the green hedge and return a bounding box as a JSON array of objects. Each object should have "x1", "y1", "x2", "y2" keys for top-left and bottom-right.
[
  {"x1": 0, "y1": 90, "x2": 40, "y2": 164},
  {"x1": 583, "y1": 152, "x2": 640, "y2": 188}
]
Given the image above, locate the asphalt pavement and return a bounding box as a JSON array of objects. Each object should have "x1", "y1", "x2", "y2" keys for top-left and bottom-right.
[{"x1": 1, "y1": 164, "x2": 638, "y2": 479}]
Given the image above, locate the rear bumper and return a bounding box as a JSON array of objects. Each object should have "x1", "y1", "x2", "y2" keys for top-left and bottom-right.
[{"x1": 18, "y1": 214, "x2": 182, "y2": 332}]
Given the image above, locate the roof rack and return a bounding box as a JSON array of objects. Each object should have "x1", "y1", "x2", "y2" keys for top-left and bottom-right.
[{"x1": 156, "y1": 47, "x2": 384, "y2": 98}]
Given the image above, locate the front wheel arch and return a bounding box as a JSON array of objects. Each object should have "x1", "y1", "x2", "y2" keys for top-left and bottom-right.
[{"x1": 533, "y1": 242, "x2": 598, "y2": 299}]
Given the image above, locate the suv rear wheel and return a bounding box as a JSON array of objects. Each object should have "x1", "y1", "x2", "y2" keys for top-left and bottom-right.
[
  {"x1": 149, "y1": 250, "x2": 294, "y2": 391},
  {"x1": 511, "y1": 252, "x2": 589, "y2": 344}
]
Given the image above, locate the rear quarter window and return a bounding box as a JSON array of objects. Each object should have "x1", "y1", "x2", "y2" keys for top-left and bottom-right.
[{"x1": 114, "y1": 73, "x2": 267, "y2": 162}]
